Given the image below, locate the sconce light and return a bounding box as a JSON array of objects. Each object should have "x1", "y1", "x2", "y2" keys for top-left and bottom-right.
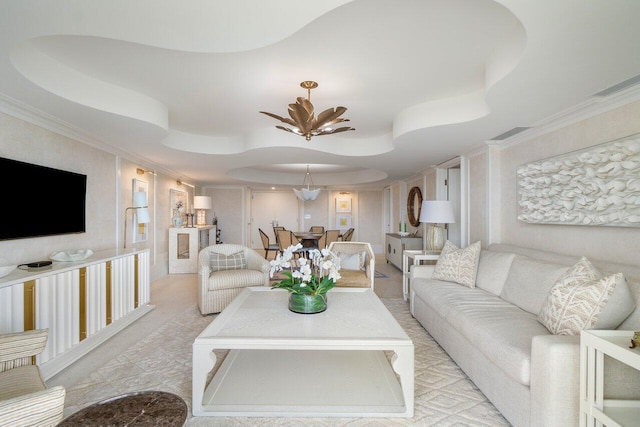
[
  {"x1": 124, "y1": 191, "x2": 150, "y2": 249},
  {"x1": 194, "y1": 196, "x2": 213, "y2": 226},
  {"x1": 136, "y1": 168, "x2": 156, "y2": 175},
  {"x1": 177, "y1": 180, "x2": 194, "y2": 188}
]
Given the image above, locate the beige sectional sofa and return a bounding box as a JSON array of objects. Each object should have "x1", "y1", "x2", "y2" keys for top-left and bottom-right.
[{"x1": 409, "y1": 243, "x2": 640, "y2": 427}]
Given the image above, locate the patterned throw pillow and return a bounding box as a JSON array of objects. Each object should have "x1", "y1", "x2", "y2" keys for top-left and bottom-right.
[
  {"x1": 537, "y1": 257, "x2": 623, "y2": 335},
  {"x1": 210, "y1": 251, "x2": 247, "y2": 272},
  {"x1": 432, "y1": 240, "x2": 481, "y2": 288},
  {"x1": 338, "y1": 251, "x2": 366, "y2": 270}
]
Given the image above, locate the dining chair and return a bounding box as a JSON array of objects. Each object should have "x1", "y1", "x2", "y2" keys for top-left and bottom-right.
[
  {"x1": 259, "y1": 228, "x2": 279, "y2": 259},
  {"x1": 277, "y1": 229, "x2": 292, "y2": 250},
  {"x1": 273, "y1": 226, "x2": 285, "y2": 247},
  {"x1": 316, "y1": 232, "x2": 327, "y2": 249},
  {"x1": 291, "y1": 232, "x2": 312, "y2": 258},
  {"x1": 309, "y1": 225, "x2": 324, "y2": 233},
  {"x1": 325, "y1": 229, "x2": 341, "y2": 248},
  {"x1": 341, "y1": 227, "x2": 355, "y2": 241}
]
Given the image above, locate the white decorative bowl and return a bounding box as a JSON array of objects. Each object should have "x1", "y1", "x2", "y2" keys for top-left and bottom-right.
[
  {"x1": 50, "y1": 249, "x2": 94, "y2": 262},
  {"x1": 0, "y1": 264, "x2": 17, "y2": 278},
  {"x1": 398, "y1": 231, "x2": 410, "y2": 237}
]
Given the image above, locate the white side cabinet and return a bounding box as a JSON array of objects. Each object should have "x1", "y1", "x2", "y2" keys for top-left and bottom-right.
[
  {"x1": 580, "y1": 330, "x2": 640, "y2": 427},
  {"x1": 169, "y1": 226, "x2": 216, "y2": 274},
  {"x1": 385, "y1": 233, "x2": 422, "y2": 270}
]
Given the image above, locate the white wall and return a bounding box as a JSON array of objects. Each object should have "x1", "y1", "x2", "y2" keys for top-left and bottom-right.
[{"x1": 491, "y1": 101, "x2": 640, "y2": 265}]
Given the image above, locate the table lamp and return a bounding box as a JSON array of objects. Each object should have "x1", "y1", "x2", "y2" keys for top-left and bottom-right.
[
  {"x1": 194, "y1": 196, "x2": 213, "y2": 226},
  {"x1": 419, "y1": 200, "x2": 455, "y2": 251}
]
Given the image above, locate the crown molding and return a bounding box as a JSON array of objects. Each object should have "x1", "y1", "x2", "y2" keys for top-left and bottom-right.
[{"x1": 488, "y1": 84, "x2": 640, "y2": 149}]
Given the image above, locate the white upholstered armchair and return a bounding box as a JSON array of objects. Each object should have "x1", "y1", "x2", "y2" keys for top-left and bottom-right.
[
  {"x1": 198, "y1": 244, "x2": 270, "y2": 315},
  {"x1": 328, "y1": 241, "x2": 375, "y2": 289},
  {"x1": 0, "y1": 329, "x2": 66, "y2": 427}
]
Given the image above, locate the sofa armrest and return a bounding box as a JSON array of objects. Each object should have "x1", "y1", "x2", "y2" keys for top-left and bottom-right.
[
  {"x1": 530, "y1": 334, "x2": 580, "y2": 427},
  {"x1": 410, "y1": 265, "x2": 435, "y2": 280}
]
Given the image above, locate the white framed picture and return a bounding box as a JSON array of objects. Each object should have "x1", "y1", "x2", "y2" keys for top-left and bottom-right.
[
  {"x1": 336, "y1": 214, "x2": 351, "y2": 229},
  {"x1": 336, "y1": 197, "x2": 352, "y2": 213},
  {"x1": 170, "y1": 188, "x2": 188, "y2": 222},
  {"x1": 132, "y1": 178, "x2": 148, "y2": 243}
]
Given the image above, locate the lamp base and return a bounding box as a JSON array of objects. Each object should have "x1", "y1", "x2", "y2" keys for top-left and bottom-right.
[
  {"x1": 426, "y1": 225, "x2": 445, "y2": 251},
  {"x1": 196, "y1": 210, "x2": 207, "y2": 226}
]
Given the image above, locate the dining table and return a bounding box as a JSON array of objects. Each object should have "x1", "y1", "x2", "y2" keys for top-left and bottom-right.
[{"x1": 293, "y1": 231, "x2": 324, "y2": 248}]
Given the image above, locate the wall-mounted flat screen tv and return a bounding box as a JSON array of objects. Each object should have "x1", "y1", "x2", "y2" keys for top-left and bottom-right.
[{"x1": 0, "y1": 157, "x2": 87, "y2": 240}]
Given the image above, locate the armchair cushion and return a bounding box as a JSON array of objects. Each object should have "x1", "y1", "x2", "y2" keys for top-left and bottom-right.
[
  {"x1": 210, "y1": 251, "x2": 247, "y2": 272},
  {"x1": 337, "y1": 251, "x2": 366, "y2": 270},
  {"x1": 0, "y1": 365, "x2": 44, "y2": 401}
]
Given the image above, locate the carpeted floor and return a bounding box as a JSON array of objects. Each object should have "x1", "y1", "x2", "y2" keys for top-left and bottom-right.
[{"x1": 62, "y1": 298, "x2": 510, "y2": 426}]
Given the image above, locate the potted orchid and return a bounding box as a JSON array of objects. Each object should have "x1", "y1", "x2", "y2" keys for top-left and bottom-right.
[{"x1": 269, "y1": 243, "x2": 341, "y2": 313}]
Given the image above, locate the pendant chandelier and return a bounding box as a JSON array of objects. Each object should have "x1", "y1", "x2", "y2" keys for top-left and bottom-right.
[
  {"x1": 260, "y1": 81, "x2": 355, "y2": 141},
  {"x1": 293, "y1": 165, "x2": 321, "y2": 201}
]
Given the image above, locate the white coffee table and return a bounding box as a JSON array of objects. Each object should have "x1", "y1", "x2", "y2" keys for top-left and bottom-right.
[{"x1": 192, "y1": 287, "x2": 414, "y2": 418}]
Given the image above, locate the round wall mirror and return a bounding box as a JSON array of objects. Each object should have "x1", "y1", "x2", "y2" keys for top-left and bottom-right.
[{"x1": 407, "y1": 186, "x2": 423, "y2": 227}]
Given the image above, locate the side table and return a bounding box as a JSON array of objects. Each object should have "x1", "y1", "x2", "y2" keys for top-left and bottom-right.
[
  {"x1": 580, "y1": 329, "x2": 640, "y2": 427},
  {"x1": 402, "y1": 250, "x2": 440, "y2": 301}
]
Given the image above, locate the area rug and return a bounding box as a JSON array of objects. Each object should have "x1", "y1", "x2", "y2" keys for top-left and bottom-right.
[
  {"x1": 374, "y1": 270, "x2": 388, "y2": 278},
  {"x1": 63, "y1": 299, "x2": 509, "y2": 426}
]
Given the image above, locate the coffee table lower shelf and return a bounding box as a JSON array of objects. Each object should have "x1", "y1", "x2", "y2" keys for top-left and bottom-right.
[{"x1": 198, "y1": 348, "x2": 408, "y2": 417}]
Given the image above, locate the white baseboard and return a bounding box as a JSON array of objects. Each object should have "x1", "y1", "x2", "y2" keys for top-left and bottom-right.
[{"x1": 41, "y1": 304, "x2": 155, "y2": 380}]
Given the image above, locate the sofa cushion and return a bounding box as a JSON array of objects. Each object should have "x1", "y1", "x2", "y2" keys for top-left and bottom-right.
[
  {"x1": 500, "y1": 256, "x2": 568, "y2": 315},
  {"x1": 210, "y1": 251, "x2": 247, "y2": 272},
  {"x1": 412, "y1": 277, "x2": 549, "y2": 386},
  {"x1": 538, "y1": 257, "x2": 630, "y2": 335},
  {"x1": 432, "y1": 240, "x2": 481, "y2": 288},
  {"x1": 476, "y1": 250, "x2": 516, "y2": 295},
  {"x1": 337, "y1": 251, "x2": 366, "y2": 270}
]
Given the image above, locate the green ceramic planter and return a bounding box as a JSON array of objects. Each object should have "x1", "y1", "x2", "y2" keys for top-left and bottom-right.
[{"x1": 288, "y1": 292, "x2": 327, "y2": 314}]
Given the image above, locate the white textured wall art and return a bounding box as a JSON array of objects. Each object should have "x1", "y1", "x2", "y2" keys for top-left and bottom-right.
[{"x1": 517, "y1": 133, "x2": 640, "y2": 227}]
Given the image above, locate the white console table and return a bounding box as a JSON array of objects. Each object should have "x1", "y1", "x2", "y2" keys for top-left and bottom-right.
[
  {"x1": 580, "y1": 330, "x2": 640, "y2": 427},
  {"x1": 169, "y1": 226, "x2": 216, "y2": 274},
  {"x1": 0, "y1": 248, "x2": 153, "y2": 380},
  {"x1": 402, "y1": 250, "x2": 440, "y2": 301}
]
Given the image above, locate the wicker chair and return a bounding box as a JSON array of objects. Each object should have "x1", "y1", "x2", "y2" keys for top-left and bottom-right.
[
  {"x1": 198, "y1": 244, "x2": 270, "y2": 314},
  {"x1": 0, "y1": 329, "x2": 66, "y2": 427},
  {"x1": 328, "y1": 241, "x2": 375, "y2": 290},
  {"x1": 259, "y1": 228, "x2": 279, "y2": 259},
  {"x1": 325, "y1": 229, "x2": 341, "y2": 248},
  {"x1": 341, "y1": 227, "x2": 355, "y2": 241}
]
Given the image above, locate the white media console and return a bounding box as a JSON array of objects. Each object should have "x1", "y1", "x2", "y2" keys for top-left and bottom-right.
[{"x1": 0, "y1": 248, "x2": 153, "y2": 380}]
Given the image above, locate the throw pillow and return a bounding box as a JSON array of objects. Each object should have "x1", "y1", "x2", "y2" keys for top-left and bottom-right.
[
  {"x1": 210, "y1": 251, "x2": 247, "y2": 272},
  {"x1": 432, "y1": 240, "x2": 481, "y2": 288},
  {"x1": 338, "y1": 251, "x2": 366, "y2": 270},
  {"x1": 537, "y1": 257, "x2": 624, "y2": 335}
]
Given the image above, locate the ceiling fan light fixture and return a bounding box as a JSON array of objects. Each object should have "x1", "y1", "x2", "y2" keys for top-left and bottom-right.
[{"x1": 260, "y1": 81, "x2": 355, "y2": 142}]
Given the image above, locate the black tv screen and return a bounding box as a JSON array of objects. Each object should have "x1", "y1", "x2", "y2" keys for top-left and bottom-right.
[{"x1": 0, "y1": 157, "x2": 87, "y2": 240}]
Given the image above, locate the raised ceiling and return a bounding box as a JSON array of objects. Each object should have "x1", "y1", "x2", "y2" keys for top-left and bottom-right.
[{"x1": 1, "y1": 0, "x2": 640, "y2": 188}]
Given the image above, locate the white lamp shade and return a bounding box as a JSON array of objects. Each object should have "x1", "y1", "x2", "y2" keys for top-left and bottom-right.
[
  {"x1": 419, "y1": 200, "x2": 455, "y2": 224},
  {"x1": 293, "y1": 188, "x2": 320, "y2": 201},
  {"x1": 194, "y1": 196, "x2": 213, "y2": 210},
  {"x1": 133, "y1": 191, "x2": 147, "y2": 207},
  {"x1": 136, "y1": 207, "x2": 150, "y2": 224}
]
